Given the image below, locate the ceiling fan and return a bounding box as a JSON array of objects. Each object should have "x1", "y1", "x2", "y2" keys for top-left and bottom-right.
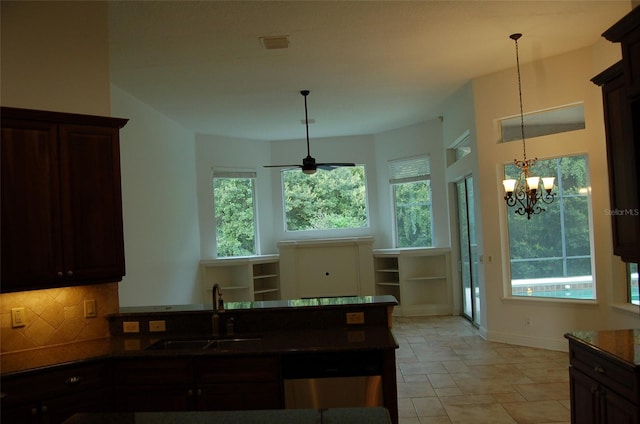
[{"x1": 264, "y1": 90, "x2": 356, "y2": 175}]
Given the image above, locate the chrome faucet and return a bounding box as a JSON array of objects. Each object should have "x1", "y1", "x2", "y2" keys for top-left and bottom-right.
[
  {"x1": 212, "y1": 283, "x2": 225, "y2": 312},
  {"x1": 212, "y1": 284, "x2": 224, "y2": 336}
]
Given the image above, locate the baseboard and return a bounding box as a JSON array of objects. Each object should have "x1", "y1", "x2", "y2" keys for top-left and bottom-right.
[{"x1": 484, "y1": 329, "x2": 569, "y2": 352}]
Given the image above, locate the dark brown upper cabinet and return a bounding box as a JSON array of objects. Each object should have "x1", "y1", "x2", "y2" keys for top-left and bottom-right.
[
  {"x1": 592, "y1": 7, "x2": 640, "y2": 264},
  {"x1": 1, "y1": 107, "x2": 128, "y2": 292}
]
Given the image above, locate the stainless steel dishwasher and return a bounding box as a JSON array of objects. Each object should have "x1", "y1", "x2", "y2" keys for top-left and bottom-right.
[{"x1": 282, "y1": 351, "x2": 384, "y2": 409}]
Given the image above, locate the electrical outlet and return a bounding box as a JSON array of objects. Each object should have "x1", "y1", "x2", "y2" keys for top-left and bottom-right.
[
  {"x1": 149, "y1": 320, "x2": 166, "y2": 332},
  {"x1": 11, "y1": 307, "x2": 25, "y2": 328},
  {"x1": 525, "y1": 316, "x2": 532, "y2": 326},
  {"x1": 84, "y1": 299, "x2": 97, "y2": 318},
  {"x1": 123, "y1": 321, "x2": 140, "y2": 333},
  {"x1": 346, "y1": 312, "x2": 365, "y2": 325}
]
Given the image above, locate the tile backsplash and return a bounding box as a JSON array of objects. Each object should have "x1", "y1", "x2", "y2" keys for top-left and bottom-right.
[{"x1": 0, "y1": 282, "x2": 119, "y2": 353}]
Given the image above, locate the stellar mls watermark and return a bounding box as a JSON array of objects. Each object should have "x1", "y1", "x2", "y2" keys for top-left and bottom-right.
[{"x1": 604, "y1": 208, "x2": 640, "y2": 216}]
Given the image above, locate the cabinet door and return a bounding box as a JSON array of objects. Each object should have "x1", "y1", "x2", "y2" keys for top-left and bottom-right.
[
  {"x1": 1, "y1": 119, "x2": 64, "y2": 291},
  {"x1": 113, "y1": 358, "x2": 193, "y2": 412},
  {"x1": 199, "y1": 382, "x2": 281, "y2": 411},
  {"x1": 41, "y1": 387, "x2": 111, "y2": 424},
  {"x1": 569, "y1": 367, "x2": 598, "y2": 424},
  {"x1": 58, "y1": 124, "x2": 125, "y2": 283},
  {"x1": 600, "y1": 71, "x2": 640, "y2": 262},
  {"x1": 601, "y1": 387, "x2": 639, "y2": 424},
  {"x1": 114, "y1": 385, "x2": 193, "y2": 412},
  {"x1": 0, "y1": 403, "x2": 40, "y2": 424}
]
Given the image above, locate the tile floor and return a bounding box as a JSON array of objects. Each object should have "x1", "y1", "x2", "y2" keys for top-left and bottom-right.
[{"x1": 391, "y1": 316, "x2": 570, "y2": 424}]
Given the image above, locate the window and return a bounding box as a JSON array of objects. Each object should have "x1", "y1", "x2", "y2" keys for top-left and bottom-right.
[
  {"x1": 213, "y1": 170, "x2": 257, "y2": 257},
  {"x1": 629, "y1": 263, "x2": 639, "y2": 305},
  {"x1": 390, "y1": 156, "x2": 432, "y2": 248},
  {"x1": 500, "y1": 103, "x2": 586, "y2": 143},
  {"x1": 282, "y1": 166, "x2": 368, "y2": 232},
  {"x1": 506, "y1": 154, "x2": 594, "y2": 300}
]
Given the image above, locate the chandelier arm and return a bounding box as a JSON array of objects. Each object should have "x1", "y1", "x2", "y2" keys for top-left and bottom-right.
[{"x1": 539, "y1": 192, "x2": 557, "y2": 205}]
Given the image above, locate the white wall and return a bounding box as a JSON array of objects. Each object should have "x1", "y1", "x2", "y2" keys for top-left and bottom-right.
[
  {"x1": 471, "y1": 43, "x2": 640, "y2": 351},
  {"x1": 440, "y1": 82, "x2": 485, "y2": 323},
  {"x1": 0, "y1": 1, "x2": 110, "y2": 116},
  {"x1": 374, "y1": 120, "x2": 447, "y2": 249},
  {"x1": 111, "y1": 85, "x2": 202, "y2": 307},
  {"x1": 195, "y1": 134, "x2": 275, "y2": 258}
]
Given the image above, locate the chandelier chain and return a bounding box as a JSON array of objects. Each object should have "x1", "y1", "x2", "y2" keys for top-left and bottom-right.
[{"x1": 514, "y1": 36, "x2": 527, "y2": 162}]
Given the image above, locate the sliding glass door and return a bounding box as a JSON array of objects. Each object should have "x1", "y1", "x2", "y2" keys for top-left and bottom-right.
[{"x1": 456, "y1": 176, "x2": 479, "y2": 326}]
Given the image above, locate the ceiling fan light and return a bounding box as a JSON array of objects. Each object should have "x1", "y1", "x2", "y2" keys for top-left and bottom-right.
[{"x1": 303, "y1": 168, "x2": 316, "y2": 175}]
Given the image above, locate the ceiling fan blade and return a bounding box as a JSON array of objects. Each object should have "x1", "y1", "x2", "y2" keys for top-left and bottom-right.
[
  {"x1": 317, "y1": 162, "x2": 356, "y2": 170},
  {"x1": 263, "y1": 164, "x2": 302, "y2": 168}
]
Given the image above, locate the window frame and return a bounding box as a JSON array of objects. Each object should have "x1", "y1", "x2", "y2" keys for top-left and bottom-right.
[
  {"x1": 389, "y1": 155, "x2": 433, "y2": 248},
  {"x1": 212, "y1": 169, "x2": 258, "y2": 258},
  {"x1": 504, "y1": 154, "x2": 596, "y2": 301},
  {"x1": 280, "y1": 165, "x2": 370, "y2": 234}
]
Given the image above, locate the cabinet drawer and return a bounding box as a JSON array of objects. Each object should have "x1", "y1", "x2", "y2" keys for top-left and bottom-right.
[
  {"x1": 114, "y1": 358, "x2": 192, "y2": 385},
  {"x1": 1, "y1": 362, "x2": 107, "y2": 406},
  {"x1": 195, "y1": 356, "x2": 279, "y2": 383},
  {"x1": 569, "y1": 342, "x2": 639, "y2": 403}
]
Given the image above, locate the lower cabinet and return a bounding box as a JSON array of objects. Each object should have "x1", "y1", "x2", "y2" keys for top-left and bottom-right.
[
  {"x1": 567, "y1": 337, "x2": 640, "y2": 424},
  {"x1": 113, "y1": 356, "x2": 282, "y2": 412},
  {"x1": 0, "y1": 362, "x2": 110, "y2": 424},
  {"x1": 570, "y1": 367, "x2": 638, "y2": 424}
]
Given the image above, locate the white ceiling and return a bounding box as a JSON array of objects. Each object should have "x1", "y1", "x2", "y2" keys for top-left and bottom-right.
[{"x1": 108, "y1": 1, "x2": 631, "y2": 141}]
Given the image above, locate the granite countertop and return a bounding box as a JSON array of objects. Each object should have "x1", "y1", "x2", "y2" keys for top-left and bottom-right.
[
  {"x1": 2, "y1": 296, "x2": 398, "y2": 376},
  {"x1": 565, "y1": 328, "x2": 640, "y2": 366},
  {"x1": 113, "y1": 295, "x2": 397, "y2": 316},
  {"x1": 63, "y1": 407, "x2": 392, "y2": 424},
  {"x1": 1, "y1": 326, "x2": 398, "y2": 376}
]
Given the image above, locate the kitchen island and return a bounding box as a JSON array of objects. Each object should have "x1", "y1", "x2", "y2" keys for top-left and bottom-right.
[
  {"x1": 1, "y1": 296, "x2": 399, "y2": 424},
  {"x1": 565, "y1": 329, "x2": 640, "y2": 423}
]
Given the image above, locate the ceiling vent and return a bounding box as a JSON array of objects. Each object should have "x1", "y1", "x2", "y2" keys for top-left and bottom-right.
[{"x1": 259, "y1": 35, "x2": 289, "y2": 50}]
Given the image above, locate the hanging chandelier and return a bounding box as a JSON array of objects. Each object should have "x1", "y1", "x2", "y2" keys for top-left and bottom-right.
[{"x1": 502, "y1": 33, "x2": 556, "y2": 220}]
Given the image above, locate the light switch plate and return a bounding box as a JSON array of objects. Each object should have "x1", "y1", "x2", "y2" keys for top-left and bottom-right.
[
  {"x1": 346, "y1": 311, "x2": 365, "y2": 325},
  {"x1": 123, "y1": 321, "x2": 140, "y2": 333},
  {"x1": 149, "y1": 320, "x2": 166, "y2": 332},
  {"x1": 11, "y1": 307, "x2": 25, "y2": 328},
  {"x1": 84, "y1": 299, "x2": 97, "y2": 318}
]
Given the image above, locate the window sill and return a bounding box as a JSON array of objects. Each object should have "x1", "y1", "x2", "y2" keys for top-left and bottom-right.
[
  {"x1": 501, "y1": 295, "x2": 599, "y2": 307},
  {"x1": 611, "y1": 303, "x2": 640, "y2": 316}
]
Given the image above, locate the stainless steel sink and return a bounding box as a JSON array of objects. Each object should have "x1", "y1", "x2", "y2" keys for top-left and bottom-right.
[{"x1": 145, "y1": 336, "x2": 261, "y2": 351}]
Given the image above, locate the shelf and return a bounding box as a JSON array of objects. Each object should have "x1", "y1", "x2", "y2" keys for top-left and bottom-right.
[
  {"x1": 200, "y1": 255, "x2": 280, "y2": 303},
  {"x1": 373, "y1": 247, "x2": 452, "y2": 316},
  {"x1": 253, "y1": 274, "x2": 278, "y2": 280},
  {"x1": 406, "y1": 276, "x2": 446, "y2": 281},
  {"x1": 254, "y1": 288, "x2": 280, "y2": 295},
  {"x1": 206, "y1": 285, "x2": 249, "y2": 291}
]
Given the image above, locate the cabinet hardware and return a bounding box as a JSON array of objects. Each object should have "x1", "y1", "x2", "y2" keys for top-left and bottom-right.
[
  {"x1": 67, "y1": 270, "x2": 74, "y2": 276},
  {"x1": 593, "y1": 365, "x2": 605, "y2": 373},
  {"x1": 66, "y1": 376, "x2": 83, "y2": 385},
  {"x1": 57, "y1": 271, "x2": 64, "y2": 277}
]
